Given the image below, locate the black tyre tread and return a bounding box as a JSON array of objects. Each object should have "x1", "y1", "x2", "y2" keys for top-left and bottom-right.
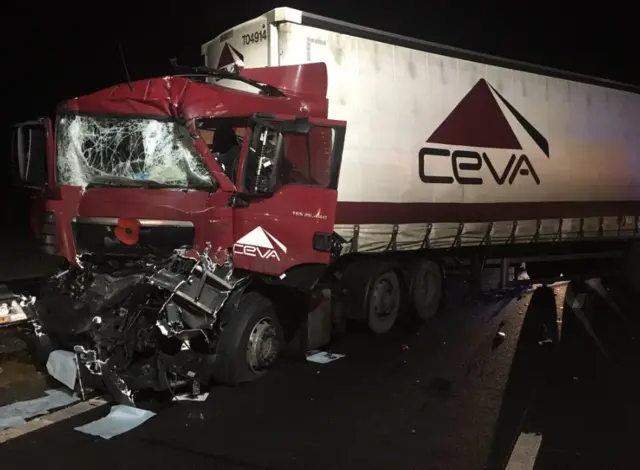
[
  {"x1": 408, "y1": 259, "x2": 443, "y2": 322},
  {"x1": 212, "y1": 291, "x2": 282, "y2": 385},
  {"x1": 366, "y1": 269, "x2": 402, "y2": 335}
]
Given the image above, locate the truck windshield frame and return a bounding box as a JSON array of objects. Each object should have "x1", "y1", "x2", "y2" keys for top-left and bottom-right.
[{"x1": 55, "y1": 113, "x2": 216, "y2": 190}]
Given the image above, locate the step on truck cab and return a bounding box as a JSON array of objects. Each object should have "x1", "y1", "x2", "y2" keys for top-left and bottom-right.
[{"x1": 10, "y1": 7, "x2": 640, "y2": 403}]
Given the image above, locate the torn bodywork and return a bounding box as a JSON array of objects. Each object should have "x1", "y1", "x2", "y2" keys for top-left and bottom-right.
[{"x1": 28, "y1": 244, "x2": 247, "y2": 405}]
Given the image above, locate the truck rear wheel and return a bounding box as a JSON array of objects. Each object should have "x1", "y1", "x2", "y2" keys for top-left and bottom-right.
[
  {"x1": 212, "y1": 291, "x2": 283, "y2": 385},
  {"x1": 366, "y1": 270, "x2": 401, "y2": 334},
  {"x1": 623, "y1": 243, "x2": 640, "y2": 294},
  {"x1": 407, "y1": 259, "x2": 443, "y2": 321}
]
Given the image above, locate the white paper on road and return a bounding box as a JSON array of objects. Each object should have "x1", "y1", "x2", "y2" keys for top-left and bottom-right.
[
  {"x1": 172, "y1": 392, "x2": 209, "y2": 402},
  {"x1": 74, "y1": 405, "x2": 155, "y2": 439},
  {"x1": 47, "y1": 349, "x2": 78, "y2": 390},
  {"x1": 0, "y1": 389, "x2": 80, "y2": 430},
  {"x1": 0, "y1": 416, "x2": 27, "y2": 429},
  {"x1": 306, "y1": 350, "x2": 345, "y2": 364}
]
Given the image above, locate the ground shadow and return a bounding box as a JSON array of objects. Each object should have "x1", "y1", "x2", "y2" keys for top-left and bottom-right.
[{"x1": 484, "y1": 280, "x2": 640, "y2": 469}]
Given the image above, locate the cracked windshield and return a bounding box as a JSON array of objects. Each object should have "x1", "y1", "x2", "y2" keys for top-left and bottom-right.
[{"x1": 56, "y1": 115, "x2": 214, "y2": 189}]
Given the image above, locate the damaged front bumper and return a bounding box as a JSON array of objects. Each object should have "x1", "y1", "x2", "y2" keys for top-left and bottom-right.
[{"x1": 27, "y1": 244, "x2": 246, "y2": 405}]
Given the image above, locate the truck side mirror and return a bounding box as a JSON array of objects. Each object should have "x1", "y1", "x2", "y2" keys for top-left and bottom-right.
[{"x1": 11, "y1": 120, "x2": 49, "y2": 188}]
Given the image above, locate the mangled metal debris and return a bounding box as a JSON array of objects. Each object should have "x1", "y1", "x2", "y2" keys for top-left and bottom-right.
[{"x1": 25, "y1": 243, "x2": 248, "y2": 405}]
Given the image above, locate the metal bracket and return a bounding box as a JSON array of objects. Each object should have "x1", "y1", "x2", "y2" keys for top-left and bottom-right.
[
  {"x1": 452, "y1": 223, "x2": 465, "y2": 248},
  {"x1": 617, "y1": 215, "x2": 624, "y2": 237},
  {"x1": 507, "y1": 221, "x2": 518, "y2": 244},
  {"x1": 598, "y1": 216, "x2": 604, "y2": 237},
  {"x1": 420, "y1": 223, "x2": 433, "y2": 249},
  {"x1": 480, "y1": 222, "x2": 493, "y2": 246},
  {"x1": 532, "y1": 219, "x2": 542, "y2": 243},
  {"x1": 350, "y1": 225, "x2": 360, "y2": 253},
  {"x1": 554, "y1": 219, "x2": 564, "y2": 243},
  {"x1": 386, "y1": 224, "x2": 399, "y2": 251}
]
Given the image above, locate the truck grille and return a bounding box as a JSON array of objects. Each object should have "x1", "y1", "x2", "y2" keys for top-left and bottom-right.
[{"x1": 72, "y1": 217, "x2": 195, "y2": 257}]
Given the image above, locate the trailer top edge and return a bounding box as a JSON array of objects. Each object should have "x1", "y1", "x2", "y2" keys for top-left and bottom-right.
[{"x1": 203, "y1": 7, "x2": 640, "y2": 95}]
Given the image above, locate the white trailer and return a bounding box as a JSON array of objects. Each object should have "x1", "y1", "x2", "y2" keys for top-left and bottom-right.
[{"x1": 202, "y1": 8, "x2": 640, "y2": 288}]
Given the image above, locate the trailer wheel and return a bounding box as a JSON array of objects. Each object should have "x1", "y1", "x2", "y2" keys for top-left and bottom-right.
[
  {"x1": 212, "y1": 292, "x2": 283, "y2": 385},
  {"x1": 408, "y1": 259, "x2": 443, "y2": 321},
  {"x1": 623, "y1": 243, "x2": 640, "y2": 293},
  {"x1": 366, "y1": 270, "x2": 401, "y2": 334}
]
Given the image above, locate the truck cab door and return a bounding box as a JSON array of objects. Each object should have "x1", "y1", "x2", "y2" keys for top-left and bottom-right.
[
  {"x1": 11, "y1": 118, "x2": 56, "y2": 239},
  {"x1": 231, "y1": 114, "x2": 346, "y2": 278}
]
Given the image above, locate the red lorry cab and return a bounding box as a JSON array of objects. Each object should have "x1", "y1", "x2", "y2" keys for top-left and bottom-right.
[{"x1": 12, "y1": 63, "x2": 347, "y2": 278}]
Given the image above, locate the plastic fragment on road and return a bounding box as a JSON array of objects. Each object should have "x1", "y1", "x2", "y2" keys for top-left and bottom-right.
[
  {"x1": 172, "y1": 392, "x2": 210, "y2": 402},
  {"x1": 47, "y1": 350, "x2": 78, "y2": 390},
  {"x1": 306, "y1": 350, "x2": 345, "y2": 364},
  {"x1": 401, "y1": 344, "x2": 409, "y2": 351},
  {"x1": 74, "y1": 405, "x2": 155, "y2": 439},
  {"x1": 0, "y1": 389, "x2": 79, "y2": 430}
]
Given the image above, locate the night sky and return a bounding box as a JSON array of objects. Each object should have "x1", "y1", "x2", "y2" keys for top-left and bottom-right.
[{"x1": 1, "y1": 1, "x2": 637, "y2": 222}]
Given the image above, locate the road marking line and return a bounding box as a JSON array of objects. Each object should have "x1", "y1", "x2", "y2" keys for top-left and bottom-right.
[
  {"x1": 506, "y1": 432, "x2": 542, "y2": 470},
  {"x1": 0, "y1": 397, "x2": 108, "y2": 444}
]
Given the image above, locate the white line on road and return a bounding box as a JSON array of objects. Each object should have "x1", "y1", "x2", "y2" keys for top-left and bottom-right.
[
  {"x1": 505, "y1": 432, "x2": 542, "y2": 470},
  {"x1": 0, "y1": 397, "x2": 108, "y2": 445}
]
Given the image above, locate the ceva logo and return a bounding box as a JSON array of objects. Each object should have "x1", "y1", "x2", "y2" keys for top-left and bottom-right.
[
  {"x1": 233, "y1": 227, "x2": 287, "y2": 261},
  {"x1": 419, "y1": 78, "x2": 550, "y2": 186}
]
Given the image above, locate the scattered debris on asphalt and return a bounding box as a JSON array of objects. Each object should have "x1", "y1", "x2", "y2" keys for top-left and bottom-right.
[
  {"x1": 401, "y1": 344, "x2": 409, "y2": 351},
  {"x1": 492, "y1": 330, "x2": 507, "y2": 349},
  {"x1": 173, "y1": 392, "x2": 209, "y2": 402},
  {"x1": 28, "y1": 244, "x2": 247, "y2": 405},
  {"x1": 306, "y1": 350, "x2": 345, "y2": 364},
  {"x1": 0, "y1": 389, "x2": 79, "y2": 430},
  {"x1": 74, "y1": 404, "x2": 155, "y2": 439}
]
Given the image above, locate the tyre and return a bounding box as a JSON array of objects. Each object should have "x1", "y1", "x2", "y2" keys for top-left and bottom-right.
[
  {"x1": 406, "y1": 259, "x2": 443, "y2": 322},
  {"x1": 212, "y1": 291, "x2": 284, "y2": 385},
  {"x1": 365, "y1": 269, "x2": 401, "y2": 335},
  {"x1": 623, "y1": 243, "x2": 640, "y2": 294}
]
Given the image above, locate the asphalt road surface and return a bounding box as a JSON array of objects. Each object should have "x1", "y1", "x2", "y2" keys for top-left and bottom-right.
[{"x1": 1, "y1": 273, "x2": 640, "y2": 470}]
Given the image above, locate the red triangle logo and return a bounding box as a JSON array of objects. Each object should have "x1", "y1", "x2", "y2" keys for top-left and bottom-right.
[
  {"x1": 427, "y1": 79, "x2": 522, "y2": 151},
  {"x1": 216, "y1": 43, "x2": 244, "y2": 69}
]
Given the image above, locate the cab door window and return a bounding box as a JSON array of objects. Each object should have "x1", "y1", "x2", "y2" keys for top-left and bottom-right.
[{"x1": 281, "y1": 127, "x2": 335, "y2": 188}]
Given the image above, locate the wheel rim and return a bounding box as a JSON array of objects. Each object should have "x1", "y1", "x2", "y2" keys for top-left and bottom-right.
[
  {"x1": 246, "y1": 317, "x2": 279, "y2": 373},
  {"x1": 370, "y1": 278, "x2": 398, "y2": 320}
]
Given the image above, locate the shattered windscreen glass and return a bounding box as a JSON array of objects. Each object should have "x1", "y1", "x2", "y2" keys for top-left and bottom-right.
[{"x1": 56, "y1": 114, "x2": 215, "y2": 189}]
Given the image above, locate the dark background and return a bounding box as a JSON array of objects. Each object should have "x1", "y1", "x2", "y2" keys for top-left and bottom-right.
[{"x1": 1, "y1": 1, "x2": 637, "y2": 226}]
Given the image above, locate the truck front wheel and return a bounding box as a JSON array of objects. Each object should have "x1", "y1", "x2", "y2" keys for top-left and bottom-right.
[{"x1": 212, "y1": 291, "x2": 283, "y2": 385}]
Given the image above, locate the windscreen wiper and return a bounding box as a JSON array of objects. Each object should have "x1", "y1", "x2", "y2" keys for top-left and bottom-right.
[{"x1": 169, "y1": 58, "x2": 285, "y2": 98}]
